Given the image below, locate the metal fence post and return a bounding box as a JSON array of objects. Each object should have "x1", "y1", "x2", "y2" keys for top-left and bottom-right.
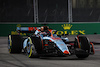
[
  {"x1": 34, "y1": 0, "x2": 39, "y2": 24},
  {"x1": 68, "y1": 0, "x2": 73, "y2": 23}
]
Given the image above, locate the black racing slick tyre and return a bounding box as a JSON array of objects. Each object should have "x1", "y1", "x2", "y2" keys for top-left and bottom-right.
[
  {"x1": 8, "y1": 35, "x2": 22, "y2": 53},
  {"x1": 27, "y1": 37, "x2": 39, "y2": 58},
  {"x1": 30, "y1": 36, "x2": 42, "y2": 54},
  {"x1": 75, "y1": 36, "x2": 90, "y2": 58}
]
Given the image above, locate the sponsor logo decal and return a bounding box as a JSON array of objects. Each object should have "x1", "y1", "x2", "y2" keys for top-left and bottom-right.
[
  {"x1": 11, "y1": 24, "x2": 26, "y2": 35},
  {"x1": 62, "y1": 24, "x2": 72, "y2": 30},
  {"x1": 16, "y1": 24, "x2": 21, "y2": 27},
  {"x1": 11, "y1": 31, "x2": 26, "y2": 35},
  {"x1": 56, "y1": 24, "x2": 85, "y2": 35}
]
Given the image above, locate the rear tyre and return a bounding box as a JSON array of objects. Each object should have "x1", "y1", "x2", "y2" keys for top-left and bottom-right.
[
  {"x1": 75, "y1": 36, "x2": 90, "y2": 58},
  {"x1": 8, "y1": 35, "x2": 22, "y2": 53}
]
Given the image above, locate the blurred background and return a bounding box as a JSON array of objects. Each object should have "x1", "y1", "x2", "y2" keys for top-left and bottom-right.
[
  {"x1": 0, "y1": 0, "x2": 100, "y2": 23},
  {"x1": 0, "y1": 0, "x2": 100, "y2": 36}
]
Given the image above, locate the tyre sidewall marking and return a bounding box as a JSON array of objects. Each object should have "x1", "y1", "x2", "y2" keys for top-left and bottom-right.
[
  {"x1": 29, "y1": 46, "x2": 32, "y2": 57},
  {"x1": 28, "y1": 37, "x2": 33, "y2": 57}
]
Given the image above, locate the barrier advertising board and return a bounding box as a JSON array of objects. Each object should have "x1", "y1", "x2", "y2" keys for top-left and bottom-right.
[{"x1": 0, "y1": 23, "x2": 100, "y2": 36}]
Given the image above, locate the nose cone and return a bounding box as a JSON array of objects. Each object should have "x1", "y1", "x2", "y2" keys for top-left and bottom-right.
[{"x1": 63, "y1": 50, "x2": 69, "y2": 54}]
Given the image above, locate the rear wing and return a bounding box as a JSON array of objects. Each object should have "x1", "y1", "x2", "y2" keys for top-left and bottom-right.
[{"x1": 17, "y1": 27, "x2": 40, "y2": 33}]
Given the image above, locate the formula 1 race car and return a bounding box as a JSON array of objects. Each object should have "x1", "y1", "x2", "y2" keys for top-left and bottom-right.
[{"x1": 8, "y1": 26, "x2": 95, "y2": 58}]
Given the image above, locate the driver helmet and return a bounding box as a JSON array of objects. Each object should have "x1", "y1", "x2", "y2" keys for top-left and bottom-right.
[
  {"x1": 40, "y1": 26, "x2": 49, "y2": 31},
  {"x1": 40, "y1": 26, "x2": 44, "y2": 32},
  {"x1": 43, "y1": 26, "x2": 49, "y2": 30}
]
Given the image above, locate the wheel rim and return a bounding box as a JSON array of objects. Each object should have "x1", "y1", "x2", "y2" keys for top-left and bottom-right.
[
  {"x1": 8, "y1": 39, "x2": 10, "y2": 49},
  {"x1": 27, "y1": 42, "x2": 31, "y2": 54}
]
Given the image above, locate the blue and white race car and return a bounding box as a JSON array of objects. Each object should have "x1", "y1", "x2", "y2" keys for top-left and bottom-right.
[{"x1": 8, "y1": 26, "x2": 95, "y2": 58}]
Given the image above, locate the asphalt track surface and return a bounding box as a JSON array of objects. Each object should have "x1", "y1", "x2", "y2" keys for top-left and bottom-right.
[{"x1": 0, "y1": 35, "x2": 100, "y2": 67}]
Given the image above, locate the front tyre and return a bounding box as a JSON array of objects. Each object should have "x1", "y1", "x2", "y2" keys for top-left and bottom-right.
[{"x1": 27, "y1": 37, "x2": 39, "y2": 58}]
